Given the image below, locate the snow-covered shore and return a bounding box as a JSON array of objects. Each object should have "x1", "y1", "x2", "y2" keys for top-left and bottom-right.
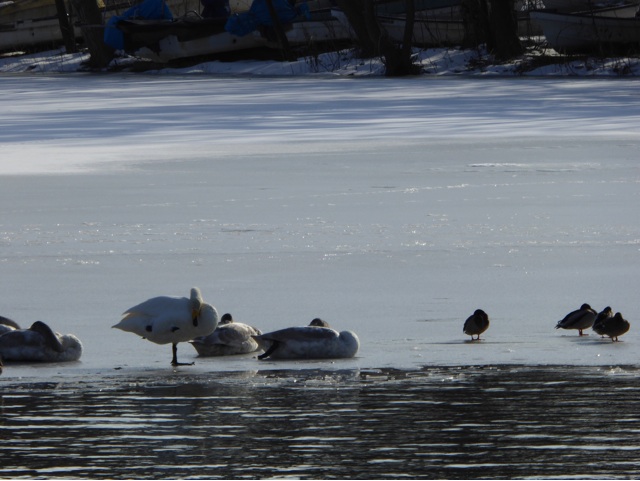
[{"x1": 2, "y1": 44, "x2": 640, "y2": 76}]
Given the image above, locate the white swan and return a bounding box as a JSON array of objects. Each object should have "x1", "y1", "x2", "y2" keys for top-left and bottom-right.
[
  {"x1": 113, "y1": 287, "x2": 218, "y2": 366},
  {"x1": 0, "y1": 320, "x2": 82, "y2": 362},
  {"x1": 555, "y1": 303, "x2": 596, "y2": 336},
  {"x1": 254, "y1": 323, "x2": 360, "y2": 360},
  {"x1": 190, "y1": 313, "x2": 263, "y2": 356}
]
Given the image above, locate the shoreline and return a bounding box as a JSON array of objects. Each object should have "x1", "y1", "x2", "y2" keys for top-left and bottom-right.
[{"x1": 2, "y1": 44, "x2": 640, "y2": 76}]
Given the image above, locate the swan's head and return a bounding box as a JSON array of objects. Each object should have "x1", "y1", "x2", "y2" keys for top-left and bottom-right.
[
  {"x1": 309, "y1": 318, "x2": 330, "y2": 328},
  {"x1": 58, "y1": 334, "x2": 83, "y2": 362},
  {"x1": 190, "y1": 287, "x2": 205, "y2": 326},
  {"x1": 339, "y1": 330, "x2": 360, "y2": 357},
  {"x1": 197, "y1": 304, "x2": 219, "y2": 337},
  {"x1": 220, "y1": 313, "x2": 234, "y2": 325}
]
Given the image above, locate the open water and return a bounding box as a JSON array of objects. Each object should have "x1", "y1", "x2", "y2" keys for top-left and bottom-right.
[{"x1": 2, "y1": 365, "x2": 640, "y2": 479}]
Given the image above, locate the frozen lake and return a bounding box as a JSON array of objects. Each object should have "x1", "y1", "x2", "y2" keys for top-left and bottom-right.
[
  {"x1": 1, "y1": 74, "x2": 639, "y2": 478},
  {"x1": 1, "y1": 74, "x2": 638, "y2": 374}
]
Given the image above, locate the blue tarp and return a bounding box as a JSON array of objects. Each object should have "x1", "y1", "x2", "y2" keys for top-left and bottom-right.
[
  {"x1": 225, "y1": 0, "x2": 303, "y2": 37},
  {"x1": 104, "y1": 0, "x2": 174, "y2": 50}
]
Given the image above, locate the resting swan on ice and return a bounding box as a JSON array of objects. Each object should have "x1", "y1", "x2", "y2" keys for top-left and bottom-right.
[
  {"x1": 113, "y1": 287, "x2": 218, "y2": 366},
  {"x1": 254, "y1": 319, "x2": 359, "y2": 360},
  {"x1": 0, "y1": 320, "x2": 83, "y2": 362},
  {"x1": 190, "y1": 313, "x2": 263, "y2": 356}
]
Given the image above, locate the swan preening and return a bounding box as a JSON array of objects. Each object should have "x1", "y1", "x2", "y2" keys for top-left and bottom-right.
[
  {"x1": 113, "y1": 287, "x2": 218, "y2": 366},
  {"x1": 190, "y1": 313, "x2": 263, "y2": 356},
  {"x1": 254, "y1": 321, "x2": 360, "y2": 360},
  {"x1": 463, "y1": 309, "x2": 490, "y2": 341},
  {"x1": 0, "y1": 320, "x2": 82, "y2": 362}
]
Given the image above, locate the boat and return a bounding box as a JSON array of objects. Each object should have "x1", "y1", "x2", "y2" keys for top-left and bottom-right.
[
  {"x1": 530, "y1": 7, "x2": 640, "y2": 53},
  {"x1": 367, "y1": 0, "x2": 550, "y2": 48},
  {"x1": 115, "y1": 7, "x2": 353, "y2": 63},
  {"x1": 0, "y1": 0, "x2": 79, "y2": 52},
  {"x1": 116, "y1": 14, "x2": 267, "y2": 62},
  {"x1": 264, "y1": 9, "x2": 354, "y2": 49},
  {"x1": 376, "y1": 13, "x2": 465, "y2": 46},
  {"x1": 0, "y1": 16, "x2": 72, "y2": 52},
  {"x1": 374, "y1": 0, "x2": 461, "y2": 16},
  {"x1": 0, "y1": 0, "x2": 199, "y2": 53},
  {"x1": 541, "y1": 0, "x2": 639, "y2": 12}
]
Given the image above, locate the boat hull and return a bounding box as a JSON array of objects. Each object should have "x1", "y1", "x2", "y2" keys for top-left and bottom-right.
[
  {"x1": 531, "y1": 9, "x2": 640, "y2": 53},
  {"x1": 118, "y1": 10, "x2": 354, "y2": 63}
]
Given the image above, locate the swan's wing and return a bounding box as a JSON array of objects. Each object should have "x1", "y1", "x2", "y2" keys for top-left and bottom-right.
[
  {"x1": 257, "y1": 326, "x2": 339, "y2": 343},
  {"x1": 0, "y1": 328, "x2": 48, "y2": 360},
  {"x1": 0, "y1": 324, "x2": 16, "y2": 335},
  {"x1": 114, "y1": 296, "x2": 190, "y2": 336},
  {"x1": 122, "y1": 295, "x2": 190, "y2": 319},
  {"x1": 0, "y1": 329, "x2": 42, "y2": 349},
  {"x1": 192, "y1": 323, "x2": 257, "y2": 346},
  {"x1": 0, "y1": 316, "x2": 20, "y2": 329},
  {"x1": 29, "y1": 321, "x2": 65, "y2": 352},
  {"x1": 216, "y1": 323, "x2": 261, "y2": 346}
]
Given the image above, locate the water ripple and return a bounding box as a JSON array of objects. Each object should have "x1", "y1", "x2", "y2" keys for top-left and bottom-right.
[{"x1": 1, "y1": 365, "x2": 639, "y2": 479}]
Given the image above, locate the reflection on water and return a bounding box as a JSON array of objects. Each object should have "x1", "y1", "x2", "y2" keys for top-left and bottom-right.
[{"x1": 1, "y1": 365, "x2": 640, "y2": 479}]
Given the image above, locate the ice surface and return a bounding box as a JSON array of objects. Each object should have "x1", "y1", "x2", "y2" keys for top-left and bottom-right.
[{"x1": 0, "y1": 74, "x2": 638, "y2": 381}]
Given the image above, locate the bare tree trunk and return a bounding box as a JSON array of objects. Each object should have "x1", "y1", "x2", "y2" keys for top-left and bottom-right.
[
  {"x1": 461, "y1": 0, "x2": 490, "y2": 48},
  {"x1": 400, "y1": 0, "x2": 415, "y2": 68},
  {"x1": 70, "y1": 0, "x2": 114, "y2": 68},
  {"x1": 334, "y1": 0, "x2": 377, "y2": 57},
  {"x1": 335, "y1": 0, "x2": 419, "y2": 76},
  {"x1": 461, "y1": 0, "x2": 522, "y2": 59},
  {"x1": 54, "y1": 0, "x2": 78, "y2": 53},
  {"x1": 487, "y1": 0, "x2": 522, "y2": 59},
  {"x1": 265, "y1": 0, "x2": 294, "y2": 61}
]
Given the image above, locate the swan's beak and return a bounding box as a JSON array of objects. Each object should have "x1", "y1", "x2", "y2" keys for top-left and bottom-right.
[{"x1": 192, "y1": 308, "x2": 199, "y2": 327}]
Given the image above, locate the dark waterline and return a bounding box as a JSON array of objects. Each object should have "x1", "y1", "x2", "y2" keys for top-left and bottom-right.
[{"x1": 1, "y1": 365, "x2": 639, "y2": 479}]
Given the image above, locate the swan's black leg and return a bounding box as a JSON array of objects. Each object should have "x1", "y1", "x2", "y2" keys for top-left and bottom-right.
[
  {"x1": 171, "y1": 343, "x2": 194, "y2": 366},
  {"x1": 258, "y1": 341, "x2": 279, "y2": 360}
]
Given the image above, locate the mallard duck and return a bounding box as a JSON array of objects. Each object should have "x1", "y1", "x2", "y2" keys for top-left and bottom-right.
[
  {"x1": 463, "y1": 309, "x2": 490, "y2": 341},
  {"x1": 113, "y1": 287, "x2": 218, "y2": 366},
  {"x1": 254, "y1": 324, "x2": 360, "y2": 360},
  {"x1": 190, "y1": 313, "x2": 263, "y2": 356},
  {"x1": 0, "y1": 320, "x2": 82, "y2": 362},
  {"x1": 592, "y1": 306, "x2": 613, "y2": 337},
  {"x1": 598, "y1": 312, "x2": 630, "y2": 342},
  {"x1": 555, "y1": 303, "x2": 596, "y2": 336}
]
